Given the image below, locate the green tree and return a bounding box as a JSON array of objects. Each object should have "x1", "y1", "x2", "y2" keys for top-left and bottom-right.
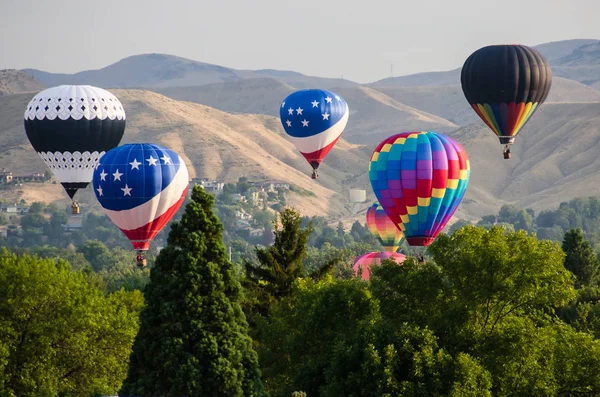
[
  {"x1": 562, "y1": 228, "x2": 599, "y2": 287},
  {"x1": 78, "y1": 239, "x2": 112, "y2": 272},
  {"x1": 0, "y1": 248, "x2": 143, "y2": 396},
  {"x1": 120, "y1": 186, "x2": 265, "y2": 397},
  {"x1": 427, "y1": 226, "x2": 575, "y2": 336},
  {"x1": 243, "y1": 208, "x2": 337, "y2": 319}
]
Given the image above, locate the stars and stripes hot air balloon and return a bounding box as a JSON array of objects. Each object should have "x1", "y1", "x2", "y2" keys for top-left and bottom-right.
[
  {"x1": 369, "y1": 131, "x2": 470, "y2": 247},
  {"x1": 366, "y1": 202, "x2": 404, "y2": 252},
  {"x1": 279, "y1": 89, "x2": 349, "y2": 179},
  {"x1": 23, "y1": 85, "x2": 126, "y2": 214},
  {"x1": 92, "y1": 143, "x2": 189, "y2": 267},
  {"x1": 353, "y1": 251, "x2": 406, "y2": 280},
  {"x1": 460, "y1": 44, "x2": 552, "y2": 159}
]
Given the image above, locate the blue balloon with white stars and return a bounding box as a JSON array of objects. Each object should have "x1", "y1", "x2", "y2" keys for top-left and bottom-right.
[
  {"x1": 279, "y1": 89, "x2": 348, "y2": 139},
  {"x1": 92, "y1": 143, "x2": 183, "y2": 212}
]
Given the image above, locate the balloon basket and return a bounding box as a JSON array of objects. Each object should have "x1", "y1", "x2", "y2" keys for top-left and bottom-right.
[
  {"x1": 71, "y1": 202, "x2": 80, "y2": 215},
  {"x1": 135, "y1": 251, "x2": 147, "y2": 268}
]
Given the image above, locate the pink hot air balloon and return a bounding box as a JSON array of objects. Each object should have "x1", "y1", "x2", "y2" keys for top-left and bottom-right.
[{"x1": 353, "y1": 251, "x2": 406, "y2": 280}]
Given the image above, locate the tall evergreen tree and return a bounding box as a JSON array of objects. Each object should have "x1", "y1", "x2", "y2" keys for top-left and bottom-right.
[
  {"x1": 243, "y1": 208, "x2": 337, "y2": 320},
  {"x1": 119, "y1": 186, "x2": 266, "y2": 397},
  {"x1": 562, "y1": 228, "x2": 599, "y2": 287}
]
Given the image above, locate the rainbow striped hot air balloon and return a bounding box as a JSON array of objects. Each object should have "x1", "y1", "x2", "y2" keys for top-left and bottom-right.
[
  {"x1": 369, "y1": 131, "x2": 470, "y2": 246},
  {"x1": 366, "y1": 202, "x2": 404, "y2": 252},
  {"x1": 353, "y1": 251, "x2": 406, "y2": 280},
  {"x1": 460, "y1": 44, "x2": 552, "y2": 159},
  {"x1": 279, "y1": 89, "x2": 348, "y2": 179}
]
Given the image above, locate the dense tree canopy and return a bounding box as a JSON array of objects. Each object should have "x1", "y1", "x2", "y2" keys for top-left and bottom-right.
[{"x1": 0, "y1": 248, "x2": 143, "y2": 397}]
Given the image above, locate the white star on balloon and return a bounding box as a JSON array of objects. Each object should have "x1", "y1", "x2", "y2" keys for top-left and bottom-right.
[
  {"x1": 96, "y1": 186, "x2": 103, "y2": 196},
  {"x1": 322, "y1": 112, "x2": 330, "y2": 120},
  {"x1": 281, "y1": 101, "x2": 285, "y2": 108},
  {"x1": 130, "y1": 158, "x2": 141, "y2": 170},
  {"x1": 296, "y1": 107, "x2": 303, "y2": 115},
  {"x1": 311, "y1": 100, "x2": 319, "y2": 108},
  {"x1": 146, "y1": 156, "x2": 158, "y2": 166},
  {"x1": 301, "y1": 119, "x2": 309, "y2": 127},
  {"x1": 288, "y1": 107, "x2": 294, "y2": 115},
  {"x1": 99, "y1": 170, "x2": 107, "y2": 181},
  {"x1": 335, "y1": 95, "x2": 341, "y2": 101},
  {"x1": 112, "y1": 169, "x2": 123, "y2": 181},
  {"x1": 121, "y1": 184, "x2": 132, "y2": 196},
  {"x1": 161, "y1": 155, "x2": 171, "y2": 164},
  {"x1": 286, "y1": 120, "x2": 292, "y2": 127},
  {"x1": 325, "y1": 96, "x2": 332, "y2": 103}
]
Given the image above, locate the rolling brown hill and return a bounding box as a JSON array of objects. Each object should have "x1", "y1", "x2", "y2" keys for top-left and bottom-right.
[
  {"x1": 0, "y1": 70, "x2": 45, "y2": 95},
  {"x1": 155, "y1": 81, "x2": 459, "y2": 145},
  {"x1": 0, "y1": 90, "x2": 369, "y2": 220},
  {"x1": 3, "y1": 89, "x2": 600, "y2": 229},
  {"x1": 344, "y1": 101, "x2": 600, "y2": 221},
  {"x1": 374, "y1": 77, "x2": 600, "y2": 126}
]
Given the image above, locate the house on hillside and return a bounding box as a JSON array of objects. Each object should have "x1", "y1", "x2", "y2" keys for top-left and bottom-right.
[
  {"x1": 232, "y1": 193, "x2": 246, "y2": 203},
  {"x1": 12, "y1": 173, "x2": 45, "y2": 183},
  {"x1": 235, "y1": 209, "x2": 253, "y2": 220},
  {"x1": 62, "y1": 216, "x2": 83, "y2": 231},
  {"x1": 1, "y1": 204, "x2": 29, "y2": 214},
  {"x1": 263, "y1": 180, "x2": 290, "y2": 192},
  {"x1": 196, "y1": 178, "x2": 224, "y2": 194},
  {"x1": 0, "y1": 168, "x2": 13, "y2": 184}
]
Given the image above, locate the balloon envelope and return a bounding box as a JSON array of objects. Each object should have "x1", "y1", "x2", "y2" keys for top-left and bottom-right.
[
  {"x1": 24, "y1": 85, "x2": 126, "y2": 199},
  {"x1": 92, "y1": 143, "x2": 189, "y2": 251},
  {"x1": 366, "y1": 202, "x2": 404, "y2": 252},
  {"x1": 353, "y1": 251, "x2": 406, "y2": 280},
  {"x1": 369, "y1": 131, "x2": 470, "y2": 246},
  {"x1": 460, "y1": 44, "x2": 552, "y2": 145},
  {"x1": 279, "y1": 89, "x2": 348, "y2": 170}
]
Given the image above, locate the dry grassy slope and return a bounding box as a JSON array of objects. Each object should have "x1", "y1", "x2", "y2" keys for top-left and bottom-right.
[
  {"x1": 154, "y1": 80, "x2": 459, "y2": 146},
  {"x1": 376, "y1": 77, "x2": 600, "y2": 126},
  {"x1": 154, "y1": 77, "x2": 296, "y2": 117},
  {"x1": 340, "y1": 102, "x2": 600, "y2": 221},
  {"x1": 0, "y1": 70, "x2": 45, "y2": 95},
  {"x1": 0, "y1": 90, "x2": 370, "y2": 219},
  {"x1": 332, "y1": 86, "x2": 458, "y2": 145},
  {"x1": 450, "y1": 102, "x2": 600, "y2": 216}
]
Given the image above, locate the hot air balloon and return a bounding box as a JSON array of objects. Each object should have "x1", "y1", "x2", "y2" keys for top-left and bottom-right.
[
  {"x1": 92, "y1": 143, "x2": 189, "y2": 267},
  {"x1": 369, "y1": 131, "x2": 470, "y2": 247},
  {"x1": 279, "y1": 89, "x2": 349, "y2": 179},
  {"x1": 24, "y1": 85, "x2": 126, "y2": 213},
  {"x1": 460, "y1": 44, "x2": 552, "y2": 159},
  {"x1": 366, "y1": 202, "x2": 404, "y2": 252},
  {"x1": 353, "y1": 251, "x2": 406, "y2": 280}
]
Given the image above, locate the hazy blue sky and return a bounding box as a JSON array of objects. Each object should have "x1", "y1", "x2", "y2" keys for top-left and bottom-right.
[{"x1": 1, "y1": 0, "x2": 599, "y2": 83}]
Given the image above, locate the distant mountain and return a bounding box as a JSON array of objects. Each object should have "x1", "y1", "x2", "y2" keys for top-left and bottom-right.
[
  {"x1": 368, "y1": 39, "x2": 600, "y2": 88},
  {"x1": 24, "y1": 54, "x2": 358, "y2": 90},
  {"x1": 550, "y1": 41, "x2": 600, "y2": 86},
  {"x1": 532, "y1": 39, "x2": 598, "y2": 62},
  {"x1": 0, "y1": 69, "x2": 45, "y2": 95}
]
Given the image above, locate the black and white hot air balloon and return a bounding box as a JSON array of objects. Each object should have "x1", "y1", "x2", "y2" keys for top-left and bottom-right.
[{"x1": 23, "y1": 85, "x2": 126, "y2": 213}]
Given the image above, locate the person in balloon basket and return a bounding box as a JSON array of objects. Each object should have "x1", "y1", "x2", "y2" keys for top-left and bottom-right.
[{"x1": 136, "y1": 252, "x2": 147, "y2": 268}]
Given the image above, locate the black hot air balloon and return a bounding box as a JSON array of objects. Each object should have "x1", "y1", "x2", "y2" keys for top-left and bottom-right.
[
  {"x1": 460, "y1": 44, "x2": 552, "y2": 159},
  {"x1": 23, "y1": 85, "x2": 126, "y2": 213}
]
